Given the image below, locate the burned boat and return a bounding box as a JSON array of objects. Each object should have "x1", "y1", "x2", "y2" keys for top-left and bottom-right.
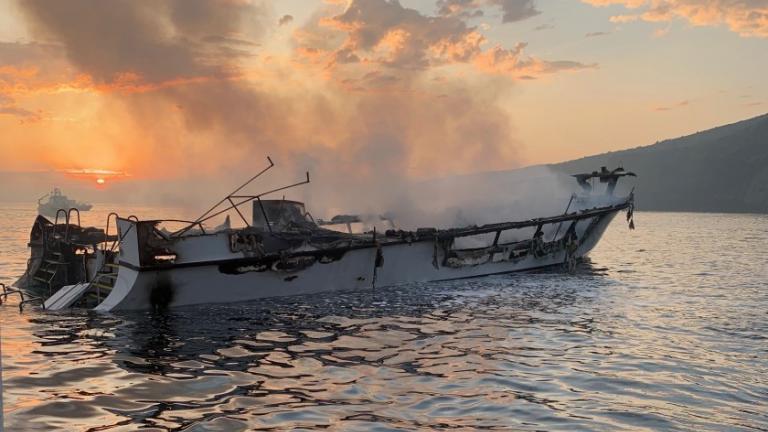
[
  {"x1": 13, "y1": 161, "x2": 636, "y2": 312},
  {"x1": 38, "y1": 188, "x2": 93, "y2": 216},
  {"x1": 12, "y1": 209, "x2": 117, "y2": 305}
]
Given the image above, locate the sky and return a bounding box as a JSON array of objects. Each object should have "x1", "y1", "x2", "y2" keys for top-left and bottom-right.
[{"x1": 0, "y1": 0, "x2": 766, "y2": 205}]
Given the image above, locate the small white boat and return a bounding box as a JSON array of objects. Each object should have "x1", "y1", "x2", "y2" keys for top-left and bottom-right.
[
  {"x1": 37, "y1": 188, "x2": 93, "y2": 216},
  {"x1": 13, "y1": 163, "x2": 636, "y2": 312}
]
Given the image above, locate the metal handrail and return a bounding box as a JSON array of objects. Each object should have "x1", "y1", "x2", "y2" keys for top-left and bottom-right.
[
  {"x1": 19, "y1": 296, "x2": 44, "y2": 311},
  {"x1": 552, "y1": 194, "x2": 576, "y2": 242},
  {"x1": 0, "y1": 282, "x2": 7, "y2": 304},
  {"x1": 82, "y1": 215, "x2": 140, "y2": 300},
  {"x1": 53, "y1": 208, "x2": 68, "y2": 225},
  {"x1": 0, "y1": 283, "x2": 35, "y2": 312},
  {"x1": 67, "y1": 208, "x2": 81, "y2": 228},
  {"x1": 193, "y1": 156, "x2": 274, "y2": 225},
  {"x1": 65, "y1": 208, "x2": 81, "y2": 242},
  {"x1": 53, "y1": 208, "x2": 69, "y2": 241},
  {"x1": 256, "y1": 197, "x2": 272, "y2": 234},
  {"x1": 104, "y1": 212, "x2": 120, "y2": 252},
  {"x1": 102, "y1": 213, "x2": 144, "y2": 252},
  {"x1": 437, "y1": 200, "x2": 632, "y2": 241},
  {"x1": 173, "y1": 158, "x2": 311, "y2": 237},
  {"x1": 199, "y1": 172, "x2": 312, "y2": 227}
]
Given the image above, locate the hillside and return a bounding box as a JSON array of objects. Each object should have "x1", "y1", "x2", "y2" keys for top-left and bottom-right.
[{"x1": 550, "y1": 113, "x2": 768, "y2": 213}]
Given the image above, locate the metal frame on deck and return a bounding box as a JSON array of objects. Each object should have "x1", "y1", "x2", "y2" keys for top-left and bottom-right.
[
  {"x1": 437, "y1": 199, "x2": 631, "y2": 241},
  {"x1": 173, "y1": 157, "x2": 311, "y2": 236}
]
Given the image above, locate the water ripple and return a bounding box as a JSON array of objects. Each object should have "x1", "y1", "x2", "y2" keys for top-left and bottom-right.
[{"x1": 2, "y1": 209, "x2": 768, "y2": 430}]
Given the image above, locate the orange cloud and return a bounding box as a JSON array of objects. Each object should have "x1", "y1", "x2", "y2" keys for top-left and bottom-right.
[
  {"x1": 2, "y1": 67, "x2": 220, "y2": 97},
  {"x1": 474, "y1": 43, "x2": 597, "y2": 77},
  {"x1": 583, "y1": 0, "x2": 768, "y2": 37},
  {"x1": 2, "y1": 0, "x2": 589, "y2": 214},
  {"x1": 436, "y1": 0, "x2": 541, "y2": 23},
  {"x1": 300, "y1": 0, "x2": 593, "y2": 79},
  {"x1": 0, "y1": 66, "x2": 45, "y2": 122},
  {"x1": 584, "y1": 0, "x2": 646, "y2": 7},
  {"x1": 609, "y1": 14, "x2": 640, "y2": 23}
]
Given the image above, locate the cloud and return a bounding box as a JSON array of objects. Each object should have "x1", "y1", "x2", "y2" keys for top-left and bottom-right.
[
  {"x1": 321, "y1": 0, "x2": 485, "y2": 70},
  {"x1": 18, "y1": 0, "x2": 267, "y2": 84},
  {"x1": 473, "y1": 43, "x2": 597, "y2": 76},
  {"x1": 583, "y1": 0, "x2": 646, "y2": 6},
  {"x1": 609, "y1": 14, "x2": 639, "y2": 23},
  {"x1": 300, "y1": 0, "x2": 591, "y2": 77},
  {"x1": 278, "y1": 14, "x2": 294, "y2": 26},
  {"x1": 585, "y1": 31, "x2": 612, "y2": 37},
  {"x1": 0, "y1": 43, "x2": 65, "y2": 122},
  {"x1": 582, "y1": 0, "x2": 768, "y2": 38},
  {"x1": 7, "y1": 0, "x2": 590, "y2": 215},
  {"x1": 653, "y1": 99, "x2": 690, "y2": 111},
  {"x1": 436, "y1": 0, "x2": 541, "y2": 23},
  {"x1": 494, "y1": 0, "x2": 542, "y2": 22},
  {"x1": 0, "y1": 103, "x2": 43, "y2": 122},
  {"x1": 0, "y1": 46, "x2": 218, "y2": 100}
]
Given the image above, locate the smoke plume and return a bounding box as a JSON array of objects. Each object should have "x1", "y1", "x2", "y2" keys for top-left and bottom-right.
[{"x1": 12, "y1": 0, "x2": 587, "y2": 224}]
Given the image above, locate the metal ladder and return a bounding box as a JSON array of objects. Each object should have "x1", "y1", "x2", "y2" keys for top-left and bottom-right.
[
  {"x1": 78, "y1": 213, "x2": 129, "y2": 306},
  {"x1": 30, "y1": 249, "x2": 67, "y2": 295},
  {"x1": 30, "y1": 209, "x2": 80, "y2": 295},
  {"x1": 85, "y1": 262, "x2": 119, "y2": 305}
]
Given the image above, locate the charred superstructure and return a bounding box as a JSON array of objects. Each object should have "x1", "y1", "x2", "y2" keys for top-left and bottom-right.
[
  {"x1": 573, "y1": 166, "x2": 637, "y2": 196},
  {"x1": 12, "y1": 159, "x2": 637, "y2": 312},
  {"x1": 13, "y1": 209, "x2": 118, "y2": 309}
]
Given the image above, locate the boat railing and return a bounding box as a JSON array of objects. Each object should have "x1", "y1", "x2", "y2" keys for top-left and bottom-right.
[
  {"x1": 194, "y1": 180, "x2": 311, "y2": 235},
  {"x1": 173, "y1": 156, "x2": 311, "y2": 237},
  {"x1": 0, "y1": 282, "x2": 43, "y2": 312},
  {"x1": 551, "y1": 194, "x2": 576, "y2": 242},
  {"x1": 437, "y1": 199, "x2": 632, "y2": 242},
  {"x1": 65, "y1": 208, "x2": 81, "y2": 241},
  {"x1": 68, "y1": 208, "x2": 81, "y2": 228},
  {"x1": 73, "y1": 213, "x2": 141, "y2": 302},
  {"x1": 104, "y1": 212, "x2": 119, "y2": 252},
  {"x1": 50, "y1": 208, "x2": 82, "y2": 243},
  {"x1": 0, "y1": 283, "x2": 17, "y2": 305},
  {"x1": 52, "y1": 208, "x2": 69, "y2": 240}
]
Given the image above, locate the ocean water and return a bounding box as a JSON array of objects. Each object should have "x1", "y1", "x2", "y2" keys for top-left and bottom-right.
[{"x1": 1, "y1": 204, "x2": 766, "y2": 431}]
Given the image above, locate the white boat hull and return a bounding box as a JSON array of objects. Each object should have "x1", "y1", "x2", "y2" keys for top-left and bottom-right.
[{"x1": 96, "y1": 211, "x2": 618, "y2": 311}]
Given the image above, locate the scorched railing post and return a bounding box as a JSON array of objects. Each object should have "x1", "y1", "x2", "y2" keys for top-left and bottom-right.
[{"x1": 552, "y1": 194, "x2": 575, "y2": 242}]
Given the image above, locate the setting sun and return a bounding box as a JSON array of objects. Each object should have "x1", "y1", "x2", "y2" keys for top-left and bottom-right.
[{"x1": 55, "y1": 168, "x2": 128, "y2": 187}]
